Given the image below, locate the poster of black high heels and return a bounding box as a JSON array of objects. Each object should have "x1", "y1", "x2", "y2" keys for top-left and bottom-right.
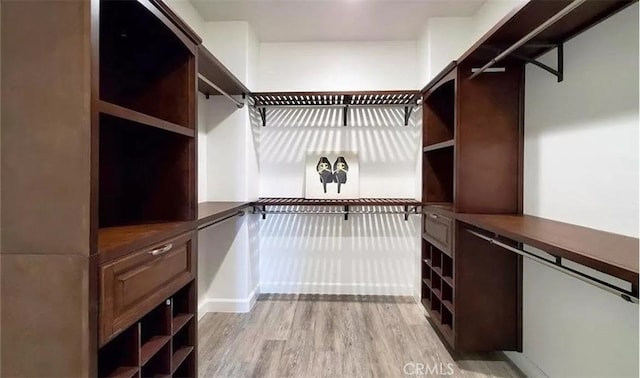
[{"x1": 305, "y1": 152, "x2": 360, "y2": 199}]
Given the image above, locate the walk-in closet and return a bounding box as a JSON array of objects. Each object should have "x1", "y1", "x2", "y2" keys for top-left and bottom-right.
[{"x1": 1, "y1": 0, "x2": 638, "y2": 377}]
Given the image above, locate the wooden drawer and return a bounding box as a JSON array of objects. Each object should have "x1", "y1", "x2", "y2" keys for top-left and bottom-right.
[
  {"x1": 99, "y1": 231, "x2": 195, "y2": 346},
  {"x1": 424, "y1": 211, "x2": 453, "y2": 256}
]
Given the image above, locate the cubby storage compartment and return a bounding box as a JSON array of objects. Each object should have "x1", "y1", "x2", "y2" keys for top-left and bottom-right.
[
  {"x1": 442, "y1": 282, "x2": 454, "y2": 313},
  {"x1": 99, "y1": 114, "x2": 194, "y2": 228},
  {"x1": 140, "y1": 303, "x2": 172, "y2": 366},
  {"x1": 423, "y1": 147, "x2": 454, "y2": 204},
  {"x1": 141, "y1": 344, "x2": 171, "y2": 377},
  {"x1": 100, "y1": 0, "x2": 195, "y2": 128},
  {"x1": 98, "y1": 327, "x2": 139, "y2": 378},
  {"x1": 423, "y1": 79, "x2": 455, "y2": 147}
]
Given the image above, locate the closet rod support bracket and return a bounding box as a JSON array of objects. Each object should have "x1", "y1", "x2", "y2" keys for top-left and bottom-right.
[
  {"x1": 344, "y1": 206, "x2": 349, "y2": 221},
  {"x1": 482, "y1": 43, "x2": 564, "y2": 82}
]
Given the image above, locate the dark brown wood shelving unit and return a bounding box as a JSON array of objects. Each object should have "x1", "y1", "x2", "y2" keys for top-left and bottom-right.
[
  {"x1": 419, "y1": 0, "x2": 639, "y2": 353},
  {"x1": 1, "y1": 0, "x2": 202, "y2": 376}
]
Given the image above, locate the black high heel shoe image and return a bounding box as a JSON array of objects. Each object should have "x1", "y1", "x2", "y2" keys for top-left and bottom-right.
[
  {"x1": 316, "y1": 157, "x2": 334, "y2": 193},
  {"x1": 333, "y1": 157, "x2": 349, "y2": 194}
]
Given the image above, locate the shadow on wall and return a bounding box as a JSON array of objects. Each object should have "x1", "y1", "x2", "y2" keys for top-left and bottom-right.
[
  {"x1": 197, "y1": 214, "x2": 245, "y2": 304},
  {"x1": 255, "y1": 107, "x2": 421, "y2": 198},
  {"x1": 259, "y1": 212, "x2": 421, "y2": 295}
]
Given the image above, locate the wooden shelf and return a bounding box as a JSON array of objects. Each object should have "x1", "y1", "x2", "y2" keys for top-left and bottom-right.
[
  {"x1": 432, "y1": 288, "x2": 442, "y2": 301},
  {"x1": 457, "y1": 214, "x2": 640, "y2": 284},
  {"x1": 422, "y1": 278, "x2": 432, "y2": 290},
  {"x1": 98, "y1": 100, "x2": 195, "y2": 138},
  {"x1": 108, "y1": 366, "x2": 139, "y2": 378},
  {"x1": 442, "y1": 275, "x2": 454, "y2": 288},
  {"x1": 424, "y1": 139, "x2": 454, "y2": 152},
  {"x1": 423, "y1": 258, "x2": 432, "y2": 267},
  {"x1": 459, "y1": 0, "x2": 635, "y2": 65},
  {"x1": 197, "y1": 202, "x2": 250, "y2": 229},
  {"x1": 171, "y1": 347, "x2": 194, "y2": 374},
  {"x1": 98, "y1": 222, "x2": 193, "y2": 262},
  {"x1": 254, "y1": 198, "x2": 422, "y2": 207},
  {"x1": 432, "y1": 266, "x2": 443, "y2": 278},
  {"x1": 198, "y1": 45, "x2": 249, "y2": 97},
  {"x1": 251, "y1": 91, "x2": 419, "y2": 107},
  {"x1": 172, "y1": 314, "x2": 194, "y2": 336},
  {"x1": 140, "y1": 336, "x2": 171, "y2": 366},
  {"x1": 442, "y1": 299, "x2": 454, "y2": 313}
]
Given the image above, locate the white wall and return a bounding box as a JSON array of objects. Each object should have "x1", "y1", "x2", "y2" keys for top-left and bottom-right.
[
  {"x1": 256, "y1": 43, "x2": 422, "y2": 295},
  {"x1": 164, "y1": 2, "x2": 261, "y2": 314},
  {"x1": 258, "y1": 41, "x2": 418, "y2": 91},
  {"x1": 416, "y1": 1, "x2": 525, "y2": 84},
  {"x1": 512, "y1": 4, "x2": 639, "y2": 377},
  {"x1": 418, "y1": 17, "x2": 474, "y2": 83}
]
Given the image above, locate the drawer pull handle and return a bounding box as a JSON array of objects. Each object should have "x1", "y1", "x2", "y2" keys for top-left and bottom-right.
[
  {"x1": 149, "y1": 243, "x2": 173, "y2": 256},
  {"x1": 428, "y1": 214, "x2": 439, "y2": 219}
]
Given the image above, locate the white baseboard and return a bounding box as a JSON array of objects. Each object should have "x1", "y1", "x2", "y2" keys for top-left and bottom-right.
[
  {"x1": 260, "y1": 282, "x2": 414, "y2": 296},
  {"x1": 197, "y1": 287, "x2": 258, "y2": 319},
  {"x1": 503, "y1": 351, "x2": 548, "y2": 377}
]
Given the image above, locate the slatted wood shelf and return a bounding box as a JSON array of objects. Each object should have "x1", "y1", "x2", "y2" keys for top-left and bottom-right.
[
  {"x1": 253, "y1": 198, "x2": 422, "y2": 207},
  {"x1": 251, "y1": 91, "x2": 420, "y2": 107}
]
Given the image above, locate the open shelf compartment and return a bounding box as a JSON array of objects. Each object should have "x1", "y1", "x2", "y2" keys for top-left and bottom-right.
[
  {"x1": 99, "y1": 114, "x2": 194, "y2": 229},
  {"x1": 99, "y1": 0, "x2": 195, "y2": 129}
]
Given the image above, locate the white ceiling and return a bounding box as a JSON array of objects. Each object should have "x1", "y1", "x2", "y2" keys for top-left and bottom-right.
[{"x1": 190, "y1": 0, "x2": 486, "y2": 42}]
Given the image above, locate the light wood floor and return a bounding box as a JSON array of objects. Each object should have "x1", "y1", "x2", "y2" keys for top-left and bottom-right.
[{"x1": 198, "y1": 294, "x2": 524, "y2": 378}]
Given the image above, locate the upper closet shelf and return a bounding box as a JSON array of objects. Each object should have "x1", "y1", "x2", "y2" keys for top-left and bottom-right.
[
  {"x1": 454, "y1": 0, "x2": 635, "y2": 82},
  {"x1": 197, "y1": 45, "x2": 250, "y2": 108},
  {"x1": 251, "y1": 90, "x2": 420, "y2": 127}
]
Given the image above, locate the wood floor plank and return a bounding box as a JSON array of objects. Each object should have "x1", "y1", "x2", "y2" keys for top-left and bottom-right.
[{"x1": 198, "y1": 295, "x2": 523, "y2": 378}]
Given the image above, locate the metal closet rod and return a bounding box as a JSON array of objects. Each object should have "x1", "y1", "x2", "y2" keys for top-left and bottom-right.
[
  {"x1": 198, "y1": 210, "x2": 245, "y2": 230},
  {"x1": 467, "y1": 229, "x2": 639, "y2": 304},
  {"x1": 469, "y1": 0, "x2": 587, "y2": 79},
  {"x1": 198, "y1": 73, "x2": 245, "y2": 108}
]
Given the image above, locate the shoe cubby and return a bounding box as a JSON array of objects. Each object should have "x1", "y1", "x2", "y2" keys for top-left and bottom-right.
[
  {"x1": 98, "y1": 326, "x2": 139, "y2": 378},
  {"x1": 422, "y1": 235, "x2": 456, "y2": 347},
  {"x1": 98, "y1": 281, "x2": 196, "y2": 378},
  {"x1": 98, "y1": 114, "x2": 194, "y2": 228},
  {"x1": 99, "y1": 0, "x2": 195, "y2": 129},
  {"x1": 141, "y1": 344, "x2": 171, "y2": 378}
]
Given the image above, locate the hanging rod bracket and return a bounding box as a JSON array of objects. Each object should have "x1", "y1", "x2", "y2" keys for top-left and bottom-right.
[
  {"x1": 482, "y1": 44, "x2": 564, "y2": 82},
  {"x1": 344, "y1": 206, "x2": 349, "y2": 221},
  {"x1": 343, "y1": 105, "x2": 349, "y2": 127}
]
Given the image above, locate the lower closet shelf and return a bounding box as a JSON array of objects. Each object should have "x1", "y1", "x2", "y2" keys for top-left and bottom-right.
[{"x1": 171, "y1": 347, "x2": 195, "y2": 374}]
